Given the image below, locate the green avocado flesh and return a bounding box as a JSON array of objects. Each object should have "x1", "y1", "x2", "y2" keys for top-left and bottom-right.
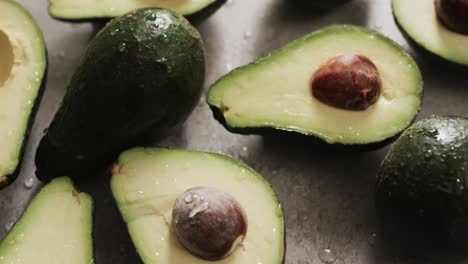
[
  {"x1": 207, "y1": 25, "x2": 423, "y2": 145},
  {"x1": 376, "y1": 116, "x2": 468, "y2": 249},
  {"x1": 393, "y1": 0, "x2": 468, "y2": 65},
  {"x1": 111, "y1": 148, "x2": 285, "y2": 264},
  {"x1": 0, "y1": 0, "x2": 46, "y2": 188},
  {"x1": 49, "y1": 0, "x2": 218, "y2": 19},
  {"x1": 0, "y1": 177, "x2": 94, "y2": 263},
  {"x1": 35, "y1": 8, "x2": 205, "y2": 181}
]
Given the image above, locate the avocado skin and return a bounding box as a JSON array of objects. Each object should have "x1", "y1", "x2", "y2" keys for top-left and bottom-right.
[
  {"x1": 36, "y1": 8, "x2": 205, "y2": 181},
  {"x1": 209, "y1": 104, "x2": 403, "y2": 150},
  {"x1": 376, "y1": 116, "x2": 468, "y2": 252}
]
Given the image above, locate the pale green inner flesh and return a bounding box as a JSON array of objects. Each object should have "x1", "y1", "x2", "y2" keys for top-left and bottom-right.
[
  {"x1": 0, "y1": 177, "x2": 93, "y2": 264},
  {"x1": 0, "y1": 1, "x2": 46, "y2": 177},
  {"x1": 49, "y1": 0, "x2": 216, "y2": 18},
  {"x1": 0, "y1": 30, "x2": 13, "y2": 87},
  {"x1": 393, "y1": 0, "x2": 468, "y2": 65},
  {"x1": 111, "y1": 148, "x2": 285, "y2": 264},
  {"x1": 208, "y1": 26, "x2": 422, "y2": 144}
]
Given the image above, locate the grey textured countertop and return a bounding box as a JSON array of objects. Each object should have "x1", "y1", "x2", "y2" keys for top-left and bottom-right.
[{"x1": 1, "y1": 0, "x2": 468, "y2": 263}]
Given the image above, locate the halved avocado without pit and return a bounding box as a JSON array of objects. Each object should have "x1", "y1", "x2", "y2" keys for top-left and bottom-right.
[
  {"x1": 0, "y1": 0, "x2": 47, "y2": 189},
  {"x1": 0, "y1": 177, "x2": 94, "y2": 263},
  {"x1": 49, "y1": 0, "x2": 220, "y2": 20},
  {"x1": 111, "y1": 147, "x2": 285, "y2": 264},
  {"x1": 393, "y1": 0, "x2": 468, "y2": 66},
  {"x1": 207, "y1": 25, "x2": 423, "y2": 145}
]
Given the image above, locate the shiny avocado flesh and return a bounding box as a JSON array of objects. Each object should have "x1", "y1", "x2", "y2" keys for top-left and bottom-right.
[
  {"x1": 35, "y1": 8, "x2": 205, "y2": 181},
  {"x1": 49, "y1": 0, "x2": 219, "y2": 20},
  {"x1": 0, "y1": 0, "x2": 46, "y2": 189},
  {"x1": 376, "y1": 116, "x2": 468, "y2": 251},
  {"x1": 393, "y1": 0, "x2": 468, "y2": 66},
  {"x1": 111, "y1": 147, "x2": 285, "y2": 264},
  {"x1": 207, "y1": 25, "x2": 423, "y2": 145},
  {"x1": 0, "y1": 177, "x2": 93, "y2": 263}
]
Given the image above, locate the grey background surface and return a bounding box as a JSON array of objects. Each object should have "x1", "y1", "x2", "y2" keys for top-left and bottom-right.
[{"x1": 1, "y1": 0, "x2": 468, "y2": 263}]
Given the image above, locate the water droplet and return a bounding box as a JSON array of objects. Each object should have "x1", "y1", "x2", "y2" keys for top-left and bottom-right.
[
  {"x1": 118, "y1": 43, "x2": 127, "y2": 52},
  {"x1": 374, "y1": 21, "x2": 383, "y2": 30},
  {"x1": 184, "y1": 194, "x2": 194, "y2": 203},
  {"x1": 56, "y1": 51, "x2": 65, "y2": 58},
  {"x1": 318, "y1": 248, "x2": 337, "y2": 264},
  {"x1": 189, "y1": 201, "x2": 210, "y2": 218},
  {"x1": 147, "y1": 13, "x2": 157, "y2": 21},
  {"x1": 242, "y1": 146, "x2": 248, "y2": 152},
  {"x1": 4, "y1": 222, "x2": 13, "y2": 231},
  {"x1": 368, "y1": 233, "x2": 377, "y2": 246},
  {"x1": 158, "y1": 34, "x2": 169, "y2": 43},
  {"x1": 243, "y1": 31, "x2": 252, "y2": 40},
  {"x1": 111, "y1": 29, "x2": 119, "y2": 36},
  {"x1": 226, "y1": 64, "x2": 233, "y2": 71},
  {"x1": 23, "y1": 178, "x2": 34, "y2": 189},
  {"x1": 27, "y1": 100, "x2": 32, "y2": 105}
]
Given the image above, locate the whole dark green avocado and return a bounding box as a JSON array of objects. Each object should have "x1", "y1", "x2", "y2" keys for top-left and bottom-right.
[
  {"x1": 35, "y1": 8, "x2": 205, "y2": 181},
  {"x1": 376, "y1": 116, "x2": 468, "y2": 252}
]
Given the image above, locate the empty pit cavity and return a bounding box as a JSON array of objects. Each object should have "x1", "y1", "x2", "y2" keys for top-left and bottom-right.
[{"x1": 0, "y1": 30, "x2": 14, "y2": 88}]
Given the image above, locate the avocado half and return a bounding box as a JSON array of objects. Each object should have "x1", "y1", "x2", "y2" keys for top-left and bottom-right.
[
  {"x1": 207, "y1": 25, "x2": 423, "y2": 145},
  {"x1": 0, "y1": 177, "x2": 94, "y2": 263},
  {"x1": 111, "y1": 147, "x2": 285, "y2": 264},
  {"x1": 393, "y1": 0, "x2": 468, "y2": 66},
  {"x1": 49, "y1": 0, "x2": 220, "y2": 20},
  {"x1": 0, "y1": 0, "x2": 47, "y2": 189},
  {"x1": 376, "y1": 116, "x2": 468, "y2": 251},
  {"x1": 35, "y1": 8, "x2": 205, "y2": 181}
]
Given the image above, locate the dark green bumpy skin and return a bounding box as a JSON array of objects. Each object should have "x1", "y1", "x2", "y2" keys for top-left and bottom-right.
[
  {"x1": 376, "y1": 116, "x2": 468, "y2": 252},
  {"x1": 35, "y1": 8, "x2": 205, "y2": 181}
]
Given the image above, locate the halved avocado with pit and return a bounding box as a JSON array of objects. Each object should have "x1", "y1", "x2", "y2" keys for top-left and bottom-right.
[
  {"x1": 0, "y1": 177, "x2": 94, "y2": 263},
  {"x1": 49, "y1": 0, "x2": 220, "y2": 20},
  {"x1": 393, "y1": 0, "x2": 468, "y2": 66},
  {"x1": 111, "y1": 147, "x2": 285, "y2": 263},
  {"x1": 207, "y1": 25, "x2": 423, "y2": 145},
  {"x1": 0, "y1": 0, "x2": 47, "y2": 188}
]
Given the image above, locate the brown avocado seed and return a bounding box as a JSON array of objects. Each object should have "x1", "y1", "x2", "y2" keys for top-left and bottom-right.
[
  {"x1": 435, "y1": 0, "x2": 468, "y2": 35},
  {"x1": 311, "y1": 54, "x2": 382, "y2": 111},
  {"x1": 172, "y1": 187, "x2": 248, "y2": 261}
]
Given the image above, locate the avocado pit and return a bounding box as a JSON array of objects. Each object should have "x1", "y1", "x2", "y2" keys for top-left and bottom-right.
[
  {"x1": 172, "y1": 187, "x2": 247, "y2": 261},
  {"x1": 435, "y1": 0, "x2": 468, "y2": 35},
  {"x1": 0, "y1": 30, "x2": 14, "y2": 87},
  {"x1": 311, "y1": 54, "x2": 382, "y2": 111}
]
